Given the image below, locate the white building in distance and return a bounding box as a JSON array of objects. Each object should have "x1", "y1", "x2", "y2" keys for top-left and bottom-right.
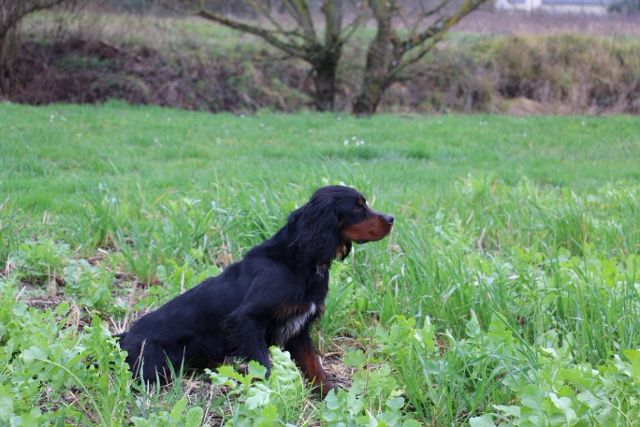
[{"x1": 494, "y1": 0, "x2": 615, "y2": 14}]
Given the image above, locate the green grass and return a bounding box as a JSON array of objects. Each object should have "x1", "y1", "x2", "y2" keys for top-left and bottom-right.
[{"x1": 1, "y1": 102, "x2": 640, "y2": 425}]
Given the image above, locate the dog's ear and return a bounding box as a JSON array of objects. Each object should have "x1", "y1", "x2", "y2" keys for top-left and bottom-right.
[{"x1": 288, "y1": 196, "x2": 341, "y2": 263}]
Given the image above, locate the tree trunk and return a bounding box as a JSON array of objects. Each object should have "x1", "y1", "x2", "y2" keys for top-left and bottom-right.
[
  {"x1": 198, "y1": 1, "x2": 347, "y2": 113},
  {"x1": 312, "y1": 52, "x2": 339, "y2": 111},
  {"x1": 354, "y1": 0, "x2": 485, "y2": 115},
  {"x1": 352, "y1": 1, "x2": 394, "y2": 115},
  {"x1": 0, "y1": 27, "x2": 18, "y2": 95},
  {"x1": 352, "y1": 77, "x2": 387, "y2": 115},
  {"x1": 0, "y1": 0, "x2": 68, "y2": 94}
]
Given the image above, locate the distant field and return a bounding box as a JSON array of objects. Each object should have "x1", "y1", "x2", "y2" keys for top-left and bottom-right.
[{"x1": 1, "y1": 102, "x2": 640, "y2": 425}]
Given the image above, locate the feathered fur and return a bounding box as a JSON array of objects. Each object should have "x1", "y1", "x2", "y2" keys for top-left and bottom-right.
[{"x1": 117, "y1": 185, "x2": 393, "y2": 394}]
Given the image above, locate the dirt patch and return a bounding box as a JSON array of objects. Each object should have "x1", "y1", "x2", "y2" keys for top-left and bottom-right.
[
  {"x1": 6, "y1": 37, "x2": 310, "y2": 112},
  {"x1": 323, "y1": 352, "x2": 352, "y2": 391},
  {"x1": 24, "y1": 294, "x2": 66, "y2": 310},
  {"x1": 504, "y1": 97, "x2": 548, "y2": 116}
]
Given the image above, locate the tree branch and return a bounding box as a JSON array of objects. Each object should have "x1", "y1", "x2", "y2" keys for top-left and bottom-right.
[
  {"x1": 321, "y1": 0, "x2": 342, "y2": 48},
  {"x1": 401, "y1": 0, "x2": 480, "y2": 54},
  {"x1": 404, "y1": 0, "x2": 455, "y2": 36},
  {"x1": 420, "y1": 0, "x2": 454, "y2": 19},
  {"x1": 245, "y1": 1, "x2": 293, "y2": 40},
  {"x1": 196, "y1": 8, "x2": 310, "y2": 60},
  {"x1": 1, "y1": 0, "x2": 67, "y2": 37},
  {"x1": 337, "y1": 13, "x2": 366, "y2": 45},
  {"x1": 283, "y1": 0, "x2": 317, "y2": 41},
  {"x1": 388, "y1": 0, "x2": 486, "y2": 81}
]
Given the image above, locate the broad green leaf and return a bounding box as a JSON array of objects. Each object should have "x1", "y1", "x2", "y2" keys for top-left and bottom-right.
[
  {"x1": 169, "y1": 397, "x2": 188, "y2": 421},
  {"x1": 185, "y1": 406, "x2": 204, "y2": 427},
  {"x1": 358, "y1": 410, "x2": 379, "y2": 427},
  {"x1": 256, "y1": 404, "x2": 278, "y2": 426},
  {"x1": 386, "y1": 396, "x2": 405, "y2": 411},
  {"x1": 54, "y1": 301, "x2": 70, "y2": 315},
  {"x1": 549, "y1": 393, "x2": 576, "y2": 424},
  {"x1": 21, "y1": 346, "x2": 47, "y2": 363},
  {"x1": 216, "y1": 365, "x2": 245, "y2": 383},
  {"x1": 465, "y1": 312, "x2": 481, "y2": 338},
  {"x1": 248, "y1": 360, "x2": 267, "y2": 380},
  {"x1": 576, "y1": 390, "x2": 605, "y2": 410},
  {"x1": 494, "y1": 405, "x2": 521, "y2": 418},
  {"x1": 623, "y1": 349, "x2": 640, "y2": 379},
  {"x1": 324, "y1": 389, "x2": 342, "y2": 411},
  {"x1": 416, "y1": 316, "x2": 436, "y2": 353},
  {"x1": 245, "y1": 383, "x2": 271, "y2": 409},
  {"x1": 469, "y1": 414, "x2": 494, "y2": 427},
  {"x1": 343, "y1": 349, "x2": 366, "y2": 369},
  {"x1": 0, "y1": 394, "x2": 13, "y2": 421}
]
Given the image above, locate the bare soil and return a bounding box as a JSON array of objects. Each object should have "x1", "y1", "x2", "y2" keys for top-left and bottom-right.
[{"x1": 7, "y1": 37, "x2": 310, "y2": 112}]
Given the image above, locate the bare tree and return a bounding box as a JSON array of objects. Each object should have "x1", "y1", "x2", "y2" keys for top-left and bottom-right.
[
  {"x1": 195, "y1": 1, "x2": 362, "y2": 111},
  {"x1": 353, "y1": 0, "x2": 487, "y2": 115},
  {"x1": 0, "y1": 0, "x2": 68, "y2": 93}
]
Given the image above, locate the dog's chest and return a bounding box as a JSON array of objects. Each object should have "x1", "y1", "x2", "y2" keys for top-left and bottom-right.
[{"x1": 273, "y1": 303, "x2": 317, "y2": 346}]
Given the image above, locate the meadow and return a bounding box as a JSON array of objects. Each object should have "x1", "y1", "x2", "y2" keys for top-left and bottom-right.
[{"x1": 1, "y1": 101, "x2": 640, "y2": 425}]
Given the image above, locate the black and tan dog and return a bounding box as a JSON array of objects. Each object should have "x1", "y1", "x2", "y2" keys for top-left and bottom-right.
[{"x1": 118, "y1": 185, "x2": 393, "y2": 394}]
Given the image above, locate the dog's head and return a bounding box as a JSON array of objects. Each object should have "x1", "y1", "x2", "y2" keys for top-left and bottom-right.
[{"x1": 288, "y1": 185, "x2": 394, "y2": 262}]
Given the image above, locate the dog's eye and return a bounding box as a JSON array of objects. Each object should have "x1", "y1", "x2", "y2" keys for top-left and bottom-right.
[{"x1": 353, "y1": 205, "x2": 363, "y2": 213}]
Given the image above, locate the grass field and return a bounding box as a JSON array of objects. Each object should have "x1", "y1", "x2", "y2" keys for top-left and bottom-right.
[{"x1": 1, "y1": 102, "x2": 640, "y2": 425}]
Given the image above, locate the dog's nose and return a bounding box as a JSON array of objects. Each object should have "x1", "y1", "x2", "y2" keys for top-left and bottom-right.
[{"x1": 383, "y1": 214, "x2": 394, "y2": 225}]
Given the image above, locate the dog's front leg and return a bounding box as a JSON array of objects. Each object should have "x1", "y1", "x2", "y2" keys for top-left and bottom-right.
[
  {"x1": 226, "y1": 312, "x2": 272, "y2": 376},
  {"x1": 285, "y1": 328, "x2": 333, "y2": 396}
]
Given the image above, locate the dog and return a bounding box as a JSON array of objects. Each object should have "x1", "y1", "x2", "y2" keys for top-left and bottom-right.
[{"x1": 117, "y1": 185, "x2": 393, "y2": 394}]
